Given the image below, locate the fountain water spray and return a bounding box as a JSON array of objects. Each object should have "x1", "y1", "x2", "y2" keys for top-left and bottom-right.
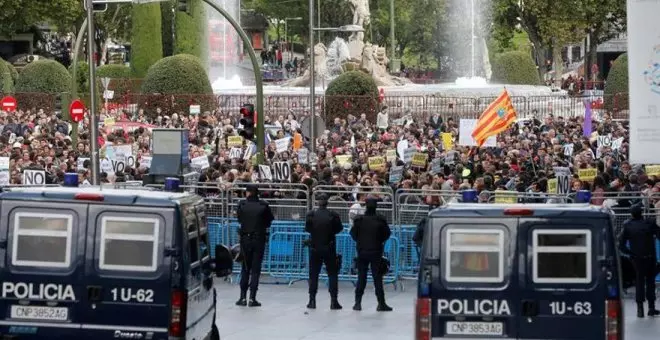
[{"x1": 454, "y1": 0, "x2": 488, "y2": 87}]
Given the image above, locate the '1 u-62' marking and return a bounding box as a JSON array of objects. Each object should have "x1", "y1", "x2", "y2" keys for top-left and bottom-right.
[{"x1": 110, "y1": 288, "x2": 154, "y2": 303}]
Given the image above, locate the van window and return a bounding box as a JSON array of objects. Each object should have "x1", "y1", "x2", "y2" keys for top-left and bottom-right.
[
  {"x1": 444, "y1": 228, "x2": 505, "y2": 283},
  {"x1": 532, "y1": 229, "x2": 592, "y2": 284},
  {"x1": 99, "y1": 216, "x2": 160, "y2": 272},
  {"x1": 11, "y1": 212, "x2": 73, "y2": 268}
]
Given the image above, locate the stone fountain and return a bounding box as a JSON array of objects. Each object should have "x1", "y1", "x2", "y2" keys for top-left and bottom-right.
[{"x1": 284, "y1": 0, "x2": 410, "y2": 87}]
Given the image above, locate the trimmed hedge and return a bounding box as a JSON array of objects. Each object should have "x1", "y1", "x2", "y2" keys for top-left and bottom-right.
[
  {"x1": 131, "y1": 3, "x2": 164, "y2": 77},
  {"x1": 96, "y1": 64, "x2": 133, "y2": 100},
  {"x1": 0, "y1": 58, "x2": 13, "y2": 94},
  {"x1": 491, "y1": 51, "x2": 541, "y2": 85},
  {"x1": 68, "y1": 61, "x2": 89, "y2": 93},
  {"x1": 174, "y1": 0, "x2": 206, "y2": 63},
  {"x1": 140, "y1": 54, "x2": 214, "y2": 112},
  {"x1": 4, "y1": 60, "x2": 18, "y2": 84},
  {"x1": 16, "y1": 59, "x2": 71, "y2": 94},
  {"x1": 160, "y1": 0, "x2": 175, "y2": 57},
  {"x1": 604, "y1": 53, "x2": 628, "y2": 112},
  {"x1": 324, "y1": 70, "x2": 379, "y2": 122}
]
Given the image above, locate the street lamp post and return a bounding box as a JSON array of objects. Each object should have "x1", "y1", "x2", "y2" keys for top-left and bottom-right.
[{"x1": 284, "y1": 17, "x2": 303, "y2": 62}]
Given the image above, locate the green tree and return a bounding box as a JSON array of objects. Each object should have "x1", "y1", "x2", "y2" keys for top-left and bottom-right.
[
  {"x1": 161, "y1": 0, "x2": 175, "y2": 57},
  {"x1": 491, "y1": 51, "x2": 541, "y2": 85},
  {"x1": 0, "y1": 0, "x2": 82, "y2": 36},
  {"x1": 324, "y1": 70, "x2": 379, "y2": 122},
  {"x1": 0, "y1": 59, "x2": 14, "y2": 95},
  {"x1": 603, "y1": 53, "x2": 627, "y2": 111},
  {"x1": 130, "y1": 3, "x2": 164, "y2": 77},
  {"x1": 579, "y1": 0, "x2": 626, "y2": 81},
  {"x1": 174, "y1": 0, "x2": 207, "y2": 64}
]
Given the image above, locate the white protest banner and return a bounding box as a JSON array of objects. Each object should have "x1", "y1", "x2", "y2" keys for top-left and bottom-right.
[
  {"x1": 458, "y1": 119, "x2": 496, "y2": 147},
  {"x1": 298, "y1": 148, "x2": 309, "y2": 164},
  {"x1": 403, "y1": 147, "x2": 416, "y2": 163},
  {"x1": 22, "y1": 169, "x2": 46, "y2": 185},
  {"x1": 389, "y1": 166, "x2": 404, "y2": 183},
  {"x1": 553, "y1": 167, "x2": 571, "y2": 195},
  {"x1": 0, "y1": 157, "x2": 9, "y2": 186},
  {"x1": 258, "y1": 165, "x2": 273, "y2": 181},
  {"x1": 229, "y1": 147, "x2": 242, "y2": 159},
  {"x1": 191, "y1": 155, "x2": 210, "y2": 170},
  {"x1": 100, "y1": 158, "x2": 113, "y2": 173},
  {"x1": 272, "y1": 161, "x2": 291, "y2": 181},
  {"x1": 77, "y1": 157, "x2": 90, "y2": 170},
  {"x1": 243, "y1": 143, "x2": 256, "y2": 160},
  {"x1": 396, "y1": 140, "x2": 408, "y2": 161},
  {"x1": 611, "y1": 137, "x2": 623, "y2": 151},
  {"x1": 0, "y1": 157, "x2": 9, "y2": 171},
  {"x1": 139, "y1": 156, "x2": 152, "y2": 169},
  {"x1": 627, "y1": 0, "x2": 660, "y2": 164},
  {"x1": 112, "y1": 145, "x2": 135, "y2": 167},
  {"x1": 563, "y1": 143, "x2": 574, "y2": 157},
  {"x1": 274, "y1": 137, "x2": 291, "y2": 153},
  {"x1": 430, "y1": 158, "x2": 443, "y2": 175},
  {"x1": 597, "y1": 134, "x2": 611, "y2": 149}
]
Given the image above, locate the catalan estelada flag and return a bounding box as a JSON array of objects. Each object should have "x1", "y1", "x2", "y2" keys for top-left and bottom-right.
[{"x1": 471, "y1": 89, "x2": 517, "y2": 147}]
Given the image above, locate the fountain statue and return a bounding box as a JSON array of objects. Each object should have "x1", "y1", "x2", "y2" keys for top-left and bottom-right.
[{"x1": 282, "y1": 0, "x2": 410, "y2": 87}]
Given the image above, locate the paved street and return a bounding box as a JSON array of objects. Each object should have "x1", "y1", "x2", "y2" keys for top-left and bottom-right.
[{"x1": 214, "y1": 279, "x2": 660, "y2": 340}]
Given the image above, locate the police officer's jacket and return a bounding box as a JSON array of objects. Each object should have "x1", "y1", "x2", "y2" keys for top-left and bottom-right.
[
  {"x1": 619, "y1": 217, "x2": 660, "y2": 259},
  {"x1": 350, "y1": 201, "x2": 391, "y2": 254},
  {"x1": 237, "y1": 196, "x2": 274, "y2": 240},
  {"x1": 305, "y1": 207, "x2": 343, "y2": 251}
]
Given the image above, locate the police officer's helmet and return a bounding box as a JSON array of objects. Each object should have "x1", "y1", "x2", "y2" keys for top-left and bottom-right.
[{"x1": 231, "y1": 244, "x2": 244, "y2": 263}]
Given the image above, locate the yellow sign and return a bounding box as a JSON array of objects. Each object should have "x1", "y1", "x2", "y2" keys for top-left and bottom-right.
[
  {"x1": 336, "y1": 155, "x2": 352, "y2": 165},
  {"x1": 412, "y1": 152, "x2": 427, "y2": 168},
  {"x1": 386, "y1": 149, "x2": 397, "y2": 163},
  {"x1": 104, "y1": 117, "x2": 115, "y2": 126},
  {"x1": 368, "y1": 156, "x2": 386, "y2": 171},
  {"x1": 646, "y1": 165, "x2": 660, "y2": 177},
  {"x1": 227, "y1": 136, "x2": 243, "y2": 148},
  {"x1": 441, "y1": 133, "x2": 454, "y2": 151},
  {"x1": 494, "y1": 190, "x2": 517, "y2": 204},
  {"x1": 547, "y1": 178, "x2": 558, "y2": 194},
  {"x1": 578, "y1": 168, "x2": 597, "y2": 181}
]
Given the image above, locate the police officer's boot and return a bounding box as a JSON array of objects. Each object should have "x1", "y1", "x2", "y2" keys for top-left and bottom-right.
[
  {"x1": 330, "y1": 296, "x2": 342, "y2": 310},
  {"x1": 306, "y1": 295, "x2": 316, "y2": 309},
  {"x1": 352, "y1": 294, "x2": 362, "y2": 311},
  {"x1": 236, "y1": 291, "x2": 248, "y2": 307},
  {"x1": 376, "y1": 296, "x2": 393, "y2": 312},
  {"x1": 637, "y1": 303, "x2": 644, "y2": 318},
  {"x1": 648, "y1": 302, "x2": 660, "y2": 316},
  {"x1": 248, "y1": 292, "x2": 261, "y2": 307}
]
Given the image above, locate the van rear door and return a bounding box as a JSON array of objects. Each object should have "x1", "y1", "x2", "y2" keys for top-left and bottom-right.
[
  {"x1": 428, "y1": 218, "x2": 519, "y2": 339},
  {"x1": 0, "y1": 202, "x2": 88, "y2": 338},
  {"x1": 517, "y1": 217, "x2": 609, "y2": 340},
  {"x1": 82, "y1": 205, "x2": 173, "y2": 338}
]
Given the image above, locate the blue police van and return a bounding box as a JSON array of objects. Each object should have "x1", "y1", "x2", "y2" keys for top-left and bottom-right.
[
  {"x1": 0, "y1": 176, "x2": 230, "y2": 340},
  {"x1": 415, "y1": 203, "x2": 623, "y2": 340}
]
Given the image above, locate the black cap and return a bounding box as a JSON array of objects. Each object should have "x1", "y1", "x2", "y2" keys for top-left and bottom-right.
[{"x1": 246, "y1": 185, "x2": 259, "y2": 196}]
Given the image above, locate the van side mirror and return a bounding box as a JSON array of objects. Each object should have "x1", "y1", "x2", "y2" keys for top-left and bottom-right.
[{"x1": 214, "y1": 245, "x2": 234, "y2": 278}]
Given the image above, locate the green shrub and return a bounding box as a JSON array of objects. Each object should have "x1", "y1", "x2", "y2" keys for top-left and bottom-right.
[
  {"x1": 4, "y1": 60, "x2": 18, "y2": 84},
  {"x1": 131, "y1": 3, "x2": 164, "y2": 77},
  {"x1": 96, "y1": 64, "x2": 133, "y2": 100},
  {"x1": 140, "y1": 54, "x2": 214, "y2": 113},
  {"x1": 160, "y1": 0, "x2": 174, "y2": 57},
  {"x1": 14, "y1": 59, "x2": 71, "y2": 112},
  {"x1": 324, "y1": 70, "x2": 379, "y2": 122},
  {"x1": 604, "y1": 53, "x2": 628, "y2": 112},
  {"x1": 0, "y1": 58, "x2": 14, "y2": 94},
  {"x1": 16, "y1": 59, "x2": 71, "y2": 94},
  {"x1": 68, "y1": 61, "x2": 89, "y2": 93},
  {"x1": 491, "y1": 51, "x2": 541, "y2": 85},
  {"x1": 174, "y1": 0, "x2": 206, "y2": 63}
]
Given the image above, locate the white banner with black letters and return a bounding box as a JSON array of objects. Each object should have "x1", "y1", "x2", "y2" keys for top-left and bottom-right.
[
  {"x1": 272, "y1": 161, "x2": 291, "y2": 181},
  {"x1": 22, "y1": 169, "x2": 46, "y2": 185}
]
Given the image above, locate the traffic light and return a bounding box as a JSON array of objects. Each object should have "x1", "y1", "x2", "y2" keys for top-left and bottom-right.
[
  {"x1": 93, "y1": 3, "x2": 108, "y2": 12},
  {"x1": 177, "y1": 0, "x2": 191, "y2": 14},
  {"x1": 239, "y1": 104, "x2": 255, "y2": 141}
]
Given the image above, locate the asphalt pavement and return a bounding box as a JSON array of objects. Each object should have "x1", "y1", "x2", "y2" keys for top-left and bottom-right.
[{"x1": 214, "y1": 279, "x2": 660, "y2": 340}]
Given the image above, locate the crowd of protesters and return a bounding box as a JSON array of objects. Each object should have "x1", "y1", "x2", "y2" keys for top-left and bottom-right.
[{"x1": 0, "y1": 101, "x2": 658, "y2": 212}]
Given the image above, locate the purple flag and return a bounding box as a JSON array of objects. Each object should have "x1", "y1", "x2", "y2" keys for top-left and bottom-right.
[{"x1": 583, "y1": 99, "x2": 592, "y2": 137}]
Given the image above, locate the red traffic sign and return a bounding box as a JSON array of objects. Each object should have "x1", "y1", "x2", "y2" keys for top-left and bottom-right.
[
  {"x1": 69, "y1": 99, "x2": 86, "y2": 122},
  {"x1": 1, "y1": 96, "x2": 17, "y2": 112}
]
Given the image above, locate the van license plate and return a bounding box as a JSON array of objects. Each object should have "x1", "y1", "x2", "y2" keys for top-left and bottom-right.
[
  {"x1": 446, "y1": 321, "x2": 503, "y2": 336},
  {"x1": 10, "y1": 305, "x2": 68, "y2": 321}
]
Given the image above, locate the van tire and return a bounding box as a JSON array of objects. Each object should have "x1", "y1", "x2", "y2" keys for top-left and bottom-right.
[{"x1": 211, "y1": 323, "x2": 220, "y2": 340}]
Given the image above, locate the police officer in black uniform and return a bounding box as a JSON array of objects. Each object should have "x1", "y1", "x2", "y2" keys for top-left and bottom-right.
[
  {"x1": 619, "y1": 203, "x2": 660, "y2": 317},
  {"x1": 235, "y1": 185, "x2": 274, "y2": 307},
  {"x1": 305, "y1": 194, "x2": 344, "y2": 310},
  {"x1": 350, "y1": 198, "x2": 393, "y2": 312}
]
